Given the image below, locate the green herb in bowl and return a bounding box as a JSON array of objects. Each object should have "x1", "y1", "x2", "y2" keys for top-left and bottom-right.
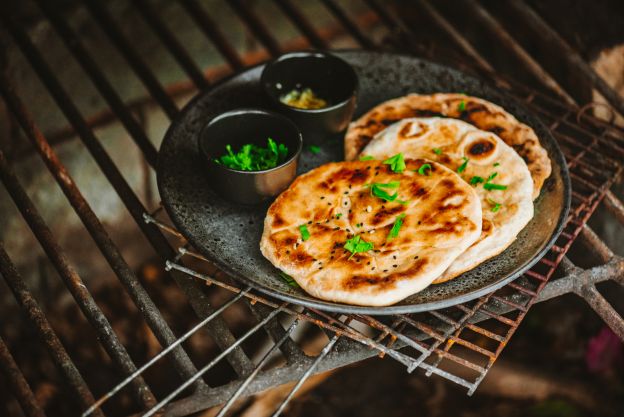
[{"x1": 214, "y1": 138, "x2": 289, "y2": 171}]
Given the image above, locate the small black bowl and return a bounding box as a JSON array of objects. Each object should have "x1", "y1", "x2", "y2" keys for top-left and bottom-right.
[
  {"x1": 261, "y1": 51, "x2": 358, "y2": 142},
  {"x1": 198, "y1": 108, "x2": 303, "y2": 205}
]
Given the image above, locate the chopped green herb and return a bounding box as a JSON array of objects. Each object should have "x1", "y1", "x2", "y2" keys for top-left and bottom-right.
[
  {"x1": 366, "y1": 181, "x2": 407, "y2": 204},
  {"x1": 308, "y1": 145, "x2": 321, "y2": 154},
  {"x1": 356, "y1": 223, "x2": 362, "y2": 228},
  {"x1": 359, "y1": 155, "x2": 375, "y2": 161},
  {"x1": 487, "y1": 198, "x2": 502, "y2": 212},
  {"x1": 335, "y1": 213, "x2": 343, "y2": 219},
  {"x1": 458, "y1": 101, "x2": 466, "y2": 112},
  {"x1": 344, "y1": 235, "x2": 374, "y2": 259},
  {"x1": 457, "y1": 157, "x2": 469, "y2": 174},
  {"x1": 470, "y1": 176, "x2": 485, "y2": 185},
  {"x1": 433, "y1": 148, "x2": 443, "y2": 155},
  {"x1": 215, "y1": 138, "x2": 288, "y2": 171},
  {"x1": 383, "y1": 153, "x2": 406, "y2": 173},
  {"x1": 493, "y1": 162, "x2": 500, "y2": 167},
  {"x1": 298, "y1": 224, "x2": 310, "y2": 241},
  {"x1": 279, "y1": 271, "x2": 300, "y2": 288},
  {"x1": 417, "y1": 163, "x2": 432, "y2": 176},
  {"x1": 483, "y1": 172, "x2": 508, "y2": 191},
  {"x1": 483, "y1": 183, "x2": 508, "y2": 191},
  {"x1": 387, "y1": 213, "x2": 406, "y2": 240}
]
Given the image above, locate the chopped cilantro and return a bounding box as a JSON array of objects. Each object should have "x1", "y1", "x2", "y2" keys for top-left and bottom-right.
[
  {"x1": 366, "y1": 182, "x2": 407, "y2": 204},
  {"x1": 457, "y1": 157, "x2": 469, "y2": 174},
  {"x1": 493, "y1": 162, "x2": 500, "y2": 167},
  {"x1": 356, "y1": 223, "x2": 362, "y2": 228},
  {"x1": 387, "y1": 213, "x2": 406, "y2": 240},
  {"x1": 488, "y1": 198, "x2": 502, "y2": 212},
  {"x1": 433, "y1": 148, "x2": 443, "y2": 155},
  {"x1": 359, "y1": 155, "x2": 375, "y2": 161},
  {"x1": 215, "y1": 138, "x2": 288, "y2": 171},
  {"x1": 344, "y1": 235, "x2": 374, "y2": 259},
  {"x1": 417, "y1": 163, "x2": 432, "y2": 176},
  {"x1": 470, "y1": 176, "x2": 485, "y2": 185},
  {"x1": 383, "y1": 153, "x2": 406, "y2": 173},
  {"x1": 458, "y1": 101, "x2": 466, "y2": 112},
  {"x1": 298, "y1": 224, "x2": 310, "y2": 241},
  {"x1": 335, "y1": 213, "x2": 343, "y2": 219},
  {"x1": 483, "y1": 183, "x2": 508, "y2": 191},
  {"x1": 483, "y1": 172, "x2": 508, "y2": 191},
  {"x1": 308, "y1": 145, "x2": 321, "y2": 154},
  {"x1": 279, "y1": 271, "x2": 300, "y2": 288}
]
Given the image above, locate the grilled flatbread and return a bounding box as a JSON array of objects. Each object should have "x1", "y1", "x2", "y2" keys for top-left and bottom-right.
[
  {"x1": 345, "y1": 93, "x2": 550, "y2": 199},
  {"x1": 361, "y1": 117, "x2": 534, "y2": 283},
  {"x1": 260, "y1": 159, "x2": 482, "y2": 306}
]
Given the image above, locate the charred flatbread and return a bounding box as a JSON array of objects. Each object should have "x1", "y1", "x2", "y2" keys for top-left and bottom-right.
[
  {"x1": 345, "y1": 93, "x2": 550, "y2": 199},
  {"x1": 260, "y1": 159, "x2": 482, "y2": 306},
  {"x1": 361, "y1": 117, "x2": 534, "y2": 283}
]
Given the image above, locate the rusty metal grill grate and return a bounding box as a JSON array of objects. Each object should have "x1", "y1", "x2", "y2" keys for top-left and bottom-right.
[{"x1": 0, "y1": 0, "x2": 623, "y2": 416}]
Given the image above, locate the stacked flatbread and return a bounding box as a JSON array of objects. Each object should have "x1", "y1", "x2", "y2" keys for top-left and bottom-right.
[{"x1": 260, "y1": 94, "x2": 551, "y2": 306}]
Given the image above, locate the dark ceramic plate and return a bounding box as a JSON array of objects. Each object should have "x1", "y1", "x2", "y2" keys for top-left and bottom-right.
[{"x1": 158, "y1": 51, "x2": 571, "y2": 315}]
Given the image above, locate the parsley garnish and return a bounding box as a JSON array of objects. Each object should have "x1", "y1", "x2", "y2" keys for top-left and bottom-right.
[
  {"x1": 470, "y1": 176, "x2": 485, "y2": 185},
  {"x1": 457, "y1": 157, "x2": 469, "y2": 174},
  {"x1": 433, "y1": 148, "x2": 443, "y2": 155},
  {"x1": 387, "y1": 213, "x2": 406, "y2": 240},
  {"x1": 359, "y1": 155, "x2": 375, "y2": 161},
  {"x1": 417, "y1": 163, "x2": 432, "y2": 176},
  {"x1": 215, "y1": 138, "x2": 288, "y2": 171},
  {"x1": 483, "y1": 172, "x2": 508, "y2": 191},
  {"x1": 308, "y1": 145, "x2": 321, "y2": 154},
  {"x1": 366, "y1": 182, "x2": 408, "y2": 204},
  {"x1": 493, "y1": 162, "x2": 500, "y2": 167},
  {"x1": 488, "y1": 198, "x2": 502, "y2": 212},
  {"x1": 298, "y1": 224, "x2": 310, "y2": 241},
  {"x1": 458, "y1": 101, "x2": 466, "y2": 112},
  {"x1": 383, "y1": 153, "x2": 406, "y2": 173},
  {"x1": 279, "y1": 271, "x2": 300, "y2": 288},
  {"x1": 344, "y1": 235, "x2": 374, "y2": 259}
]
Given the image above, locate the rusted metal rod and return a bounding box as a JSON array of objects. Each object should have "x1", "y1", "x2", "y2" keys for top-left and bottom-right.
[
  {"x1": 32, "y1": 0, "x2": 160, "y2": 168},
  {"x1": 0, "y1": 150, "x2": 156, "y2": 409},
  {"x1": 83, "y1": 0, "x2": 179, "y2": 119},
  {"x1": 462, "y1": 0, "x2": 576, "y2": 105},
  {"x1": 0, "y1": 241, "x2": 101, "y2": 416},
  {"x1": 180, "y1": 0, "x2": 245, "y2": 70},
  {"x1": 0, "y1": 333, "x2": 45, "y2": 417},
  {"x1": 507, "y1": 0, "x2": 624, "y2": 118},
  {"x1": 133, "y1": 0, "x2": 210, "y2": 90}
]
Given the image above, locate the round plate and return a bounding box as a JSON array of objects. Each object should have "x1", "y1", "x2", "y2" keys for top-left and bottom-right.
[{"x1": 158, "y1": 50, "x2": 570, "y2": 315}]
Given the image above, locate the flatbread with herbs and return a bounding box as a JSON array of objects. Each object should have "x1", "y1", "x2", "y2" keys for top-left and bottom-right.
[
  {"x1": 345, "y1": 93, "x2": 550, "y2": 199},
  {"x1": 361, "y1": 117, "x2": 534, "y2": 283},
  {"x1": 260, "y1": 159, "x2": 482, "y2": 306}
]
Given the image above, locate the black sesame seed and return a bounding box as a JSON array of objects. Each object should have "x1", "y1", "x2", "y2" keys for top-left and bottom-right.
[
  {"x1": 383, "y1": 269, "x2": 388, "y2": 272},
  {"x1": 393, "y1": 255, "x2": 397, "y2": 259},
  {"x1": 321, "y1": 196, "x2": 325, "y2": 200},
  {"x1": 343, "y1": 191, "x2": 348, "y2": 194},
  {"x1": 367, "y1": 261, "x2": 371, "y2": 265},
  {"x1": 393, "y1": 264, "x2": 397, "y2": 268},
  {"x1": 308, "y1": 221, "x2": 312, "y2": 224},
  {"x1": 414, "y1": 256, "x2": 419, "y2": 259},
  {"x1": 327, "y1": 202, "x2": 331, "y2": 206},
  {"x1": 372, "y1": 267, "x2": 376, "y2": 270}
]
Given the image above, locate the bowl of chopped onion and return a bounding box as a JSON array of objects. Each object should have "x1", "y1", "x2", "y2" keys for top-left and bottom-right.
[{"x1": 198, "y1": 108, "x2": 303, "y2": 204}]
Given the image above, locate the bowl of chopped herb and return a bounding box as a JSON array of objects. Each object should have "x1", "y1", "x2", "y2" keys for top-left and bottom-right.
[
  {"x1": 198, "y1": 108, "x2": 303, "y2": 204},
  {"x1": 261, "y1": 51, "x2": 358, "y2": 142}
]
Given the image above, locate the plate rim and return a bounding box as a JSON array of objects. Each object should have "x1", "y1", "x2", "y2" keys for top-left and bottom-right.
[{"x1": 158, "y1": 49, "x2": 572, "y2": 315}]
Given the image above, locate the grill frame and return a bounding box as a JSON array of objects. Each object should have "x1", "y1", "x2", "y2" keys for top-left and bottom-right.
[{"x1": 0, "y1": 0, "x2": 622, "y2": 416}]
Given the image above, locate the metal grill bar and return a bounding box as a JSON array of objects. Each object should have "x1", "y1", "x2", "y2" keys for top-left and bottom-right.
[
  {"x1": 273, "y1": 0, "x2": 328, "y2": 49},
  {"x1": 0, "y1": 238, "x2": 99, "y2": 415},
  {"x1": 0, "y1": 324, "x2": 46, "y2": 417},
  {"x1": 319, "y1": 0, "x2": 375, "y2": 49},
  {"x1": 83, "y1": 0, "x2": 179, "y2": 119},
  {"x1": 507, "y1": 0, "x2": 624, "y2": 117},
  {"x1": 228, "y1": 0, "x2": 282, "y2": 57},
  {"x1": 133, "y1": 0, "x2": 210, "y2": 90},
  {"x1": 0, "y1": 26, "x2": 205, "y2": 386},
  {"x1": 0, "y1": 145, "x2": 155, "y2": 408}
]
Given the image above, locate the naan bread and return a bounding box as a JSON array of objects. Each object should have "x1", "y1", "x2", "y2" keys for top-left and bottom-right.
[
  {"x1": 260, "y1": 160, "x2": 482, "y2": 306},
  {"x1": 345, "y1": 93, "x2": 550, "y2": 199},
  {"x1": 361, "y1": 117, "x2": 534, "y2": 283}
]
